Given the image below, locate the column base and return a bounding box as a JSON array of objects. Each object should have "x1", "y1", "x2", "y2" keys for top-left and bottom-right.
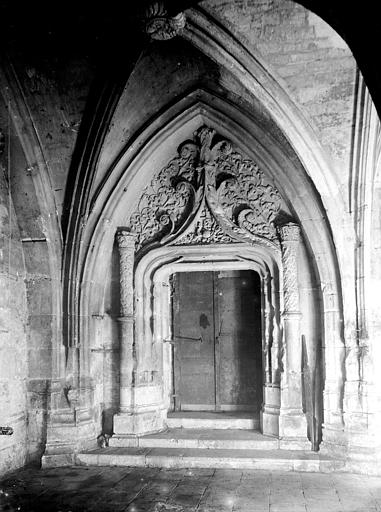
[
  {"x1": 112, "y1": 407, "x2": 167, "y2": 439},
  {"x1": 319, "y1": 413, "x2": 346, "y2": 458},
  {"x1": 261, "y1": 410, "x2": 279, "y2": 437},
  {"x1": 42, "y1": 409, "x2": 97, "y2": 468},
  {"x1": 261, "y1": 384, "x2": 280, "y2": 437},
  {"x1": 279, "y1": 410, "x2": 310, "y2": 450}
]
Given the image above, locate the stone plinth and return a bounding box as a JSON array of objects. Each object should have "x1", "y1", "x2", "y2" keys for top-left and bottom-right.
[
  {"x1": 261, "y1": 384, "x2": 280, "y2": 437},
  {"x1": 112, "y1": 383, "x2": 167, "y2": 439}
]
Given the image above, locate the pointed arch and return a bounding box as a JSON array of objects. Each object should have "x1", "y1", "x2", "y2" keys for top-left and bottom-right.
[{"x1": 73, "y1": 88, "x2": 345, "y2": 444}]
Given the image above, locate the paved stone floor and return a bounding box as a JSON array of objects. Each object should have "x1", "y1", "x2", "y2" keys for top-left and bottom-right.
[{"x1": 1, "y1": 465, "x2": 381, "y2": 512}]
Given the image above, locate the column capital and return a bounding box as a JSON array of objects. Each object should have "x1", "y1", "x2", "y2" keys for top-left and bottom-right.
[
  {"x1": 116, "y1": 230, "x2": 136, "y2": 249},
  {"x1": 278, "y1": 222, "x2": 300, "y2": 243}
]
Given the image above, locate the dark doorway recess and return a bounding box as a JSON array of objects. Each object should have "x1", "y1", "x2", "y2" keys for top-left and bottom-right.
[{"x1": 172, "y1": 270, "x2": 262, "y2": 412}]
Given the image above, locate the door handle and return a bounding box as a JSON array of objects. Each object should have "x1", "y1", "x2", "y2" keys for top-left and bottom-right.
[
  {"x1": 164, "y1": 336, "x2": 203, "y2": 343},
  {"x1": 0, "y1": 426, "x2": 13, "y2": 435}
]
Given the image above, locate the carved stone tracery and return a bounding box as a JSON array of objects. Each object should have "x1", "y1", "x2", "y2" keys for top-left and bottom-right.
[{"x1": 128, "y1": 125, "x2": 282, "y2": 254}]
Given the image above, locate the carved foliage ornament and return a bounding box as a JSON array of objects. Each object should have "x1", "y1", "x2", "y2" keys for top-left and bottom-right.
[
  {"x1": 175, "y1": 206, "x2": 235, "y2": 246},
  {"x1": 128, "y1": 125, "x2": 282, "y2": 253}
]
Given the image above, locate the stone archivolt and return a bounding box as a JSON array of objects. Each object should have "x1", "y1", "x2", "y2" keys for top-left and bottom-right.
[{"x1": 128, "y1": 125, "x2": 282, "y2": 254}]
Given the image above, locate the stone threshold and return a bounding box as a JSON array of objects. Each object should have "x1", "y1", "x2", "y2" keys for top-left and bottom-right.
[
  {"x1": 110, "y1": 425, "x2": 311, "y2": 451},
  {"x1": 166, "y1": 411, "x2": 260, "y2": 430},
  {"x1": 76, "y1": 446, "x2": 344, "y2": 472},
  {"x1": 110, "y1": 428, "x2": 279, "y2": 450}
]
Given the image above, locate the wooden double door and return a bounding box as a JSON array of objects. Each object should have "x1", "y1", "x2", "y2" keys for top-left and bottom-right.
[{"x1": 172, "y1": 270, "x2": 262, "y2": 411}]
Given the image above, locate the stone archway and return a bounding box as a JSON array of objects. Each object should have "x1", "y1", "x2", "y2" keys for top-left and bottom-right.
[
  {"x1": 73, "y1": 94, "x2": 340, "y2": 451},
  {"x1": 130, "y1": 244, "x2": 281, "y2": 439},
  {"x1": 65, "y1": 84, "x2": 342, "y2": 460},
  {"x1": 111, "y1": 125, "x2": 312, "y2": 448}
]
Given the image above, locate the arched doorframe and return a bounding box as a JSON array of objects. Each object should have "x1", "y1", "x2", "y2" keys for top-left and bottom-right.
[
  {"x1": 113, "y1": 224, "x2": 313, "y2": 452},
  {"x1": 129, "y1": 244, "x2": 281, "y2": 437}
]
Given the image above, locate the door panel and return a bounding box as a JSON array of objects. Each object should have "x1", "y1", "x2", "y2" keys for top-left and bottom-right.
[
  {"x1": 216, "y1": 271, "x2": 262, "y2": 412},
  {"x1": 172, "y1": 270, "x2": 262, "y2": 412},
  {"x1": 173, "y1": 272, "x2": 215, "y2": 410}
]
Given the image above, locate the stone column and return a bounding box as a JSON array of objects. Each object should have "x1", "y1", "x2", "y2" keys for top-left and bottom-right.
[
  {"x1": 113, "y1": 230, "x2": 136, "y2": 436},
  {"x1": 278, "y1": 223, "x2": 308, "y2": 446},
  {"x1": 261, "y1": 274, "x2": 281, "y2": 436}
]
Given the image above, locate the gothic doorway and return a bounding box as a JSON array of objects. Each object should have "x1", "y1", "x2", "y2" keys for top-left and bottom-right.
[
  {"x1": 171, "y1": 269, "x2": 263, "y2": 412},
  {"x1": 110, "y1": 124, "x2": 314, "y2": 443}
]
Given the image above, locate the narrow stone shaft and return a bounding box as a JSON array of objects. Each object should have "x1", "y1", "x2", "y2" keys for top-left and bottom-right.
[
  {"x1": 116, "y1": 230, "x2": 136, "y2": 413},
  {"x1": 279, "y1": 223, "x2": 307, "y2": 441}
]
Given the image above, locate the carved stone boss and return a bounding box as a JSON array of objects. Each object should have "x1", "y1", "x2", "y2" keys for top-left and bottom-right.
[
  {"x1": 143, "y1": 2, "x2": 186, "y2": 41},
  {"x1": 128, "y1": 125, "x2": 282, "y2": 255},
  {"x1": 116, "y1": 230, "x2": 136, "y2": 413}
]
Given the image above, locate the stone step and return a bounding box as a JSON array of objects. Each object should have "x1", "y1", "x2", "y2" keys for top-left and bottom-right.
[
  {"x1": 166, "y1": 411, "x2": 259, "y2": 430},
  {"x1": 110, "y1": 428, "x2": 279, "y2": 450},
  {"x1": 76, "y1": 446, "x2": 344, "y2": 473}
]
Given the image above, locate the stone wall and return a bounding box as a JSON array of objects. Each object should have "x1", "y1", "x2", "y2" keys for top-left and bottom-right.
[
  {"x1": 10, "y1": 128, "x2": 52, "y2": 463},
  {"x1": 0, "y1": 111, "x2": 28, "y2": 474},
  {"x1": 202, "y1": 0, "x2": 356, "y2": 176},
  {"x1": 9, "y1": 57, "x2": 94, "y2": 219},
  {"x1": 0, "y1": 95, "x2": 62, "y2": 473}
]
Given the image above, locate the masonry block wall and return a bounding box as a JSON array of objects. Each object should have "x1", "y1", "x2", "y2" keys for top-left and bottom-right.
[{"x1": 0, "y1": 104, "x2": 28, "y2": 473}]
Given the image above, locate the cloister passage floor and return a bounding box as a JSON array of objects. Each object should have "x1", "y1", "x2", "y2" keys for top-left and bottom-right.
[{"x1": 1, "y1": 466, "x2": 381, "y2": 512}]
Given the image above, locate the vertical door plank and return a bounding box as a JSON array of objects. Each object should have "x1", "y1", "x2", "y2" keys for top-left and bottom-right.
[
  {"x1": 172, "y1": 271, "x2": 216, "y2": 410},
  {"x1": 216, "y1": 270, "x2": 262, "y2": 411}
]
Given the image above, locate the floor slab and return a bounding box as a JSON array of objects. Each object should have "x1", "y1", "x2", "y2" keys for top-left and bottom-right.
[{"x1": 1, "y1": 465, "x2": 381, "y2": 512}]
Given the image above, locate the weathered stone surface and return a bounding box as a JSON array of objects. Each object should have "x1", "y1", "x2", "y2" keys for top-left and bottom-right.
[
  {"x1": 203, "y1": 0, "x2": 356, "y2": 169},
  {"x1": 9, "y1": 57, "x2": 94, "y2": 218},
  {"x1": 0, "y1": 96, "x2": 53, "y2": 475},
  {"x1": 0, "y1": 145, "x2": 28, "y2": 475}
]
